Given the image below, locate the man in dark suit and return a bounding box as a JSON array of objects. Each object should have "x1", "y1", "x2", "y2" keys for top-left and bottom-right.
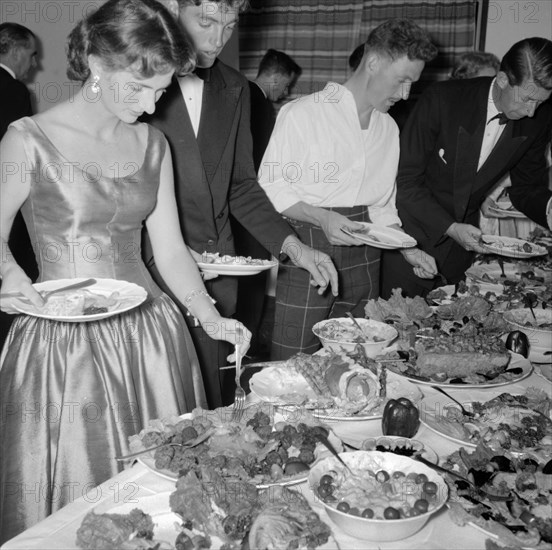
[
  {"x1": 233, "y1": 49, "x2": 301, "y2": 357},
  {"x1": 381, "y1": 37, "x2": 552, "y2": 299},
  {"x1": 0, "y1": 23, "x2": 39, "y2": 351},
  {"x1": 144, "y1": 0, "x2": 337, "y2": 409}
]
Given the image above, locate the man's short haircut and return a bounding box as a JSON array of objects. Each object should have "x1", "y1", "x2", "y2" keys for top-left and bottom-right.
[
  {"x1": 450, "y1": 51, "x2": 500, "y2": 79},
  {"x1": 364, "y1": 18, "x2": 437, "y2": 63},
  {"x1": 257, "y1": 49, "x2": 301, "y2": 78},
  {"x1": 177, "y1": 0, "x2": 249, "y2": 12},
  {"x1": 500, "y1": 37, "x2": 552, "y2": 90},
  {"x1": 0, "y1": 23, "x2": 35, "y2": 55}
]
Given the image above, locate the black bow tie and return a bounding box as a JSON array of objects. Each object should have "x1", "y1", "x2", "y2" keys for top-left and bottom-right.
[
  {"x1": 488, "y1": 112, "x2": 509, "y2": 125},
  {"x1": 192, "y1": 67, "x2": 210, "y2": 81}
]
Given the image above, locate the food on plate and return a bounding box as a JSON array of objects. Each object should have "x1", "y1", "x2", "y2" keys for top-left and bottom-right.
[
  {"x1": 200, "y1": 252, "x2": 273, "y2": 266},
  {"x1": 435, "y1": 295, "x2": 491, "y2": 321},
  {"x1": 444, "y1": 443, "x2": 552, "y2": 549},
  {"x1": 37, "y1": 289, "x2": 120, "y2": 316},
  {"x1": 505, "y1": 330, "x2": 530, "y2": 358},
  {"x1": 128, "y1": 405, "x2": 337, "y2": 485},
  {"x1": 313, "y1": 318, "x2": 392, "y2": 344},
  {"x1": 76, "y1": 509, "x2": 161, "y2": 549},
  {"x1": 365, "y1": 288, "x2": 433, "y2": 323},
  {"x1": 170, "y1": 467, "x2": 332, "y2": 549},
  {"x1": 290, "y1": 352, "x2": 383, "y2": 415},
  {"x1": 361, "y1": 437, "x2": 425, "y2": 458},
  {"x1": 424, "y1": 388, "x2": 552, "y2": 453},
  {"x1": 381, "y1": 398, "x2": 420, "y2": 438}
]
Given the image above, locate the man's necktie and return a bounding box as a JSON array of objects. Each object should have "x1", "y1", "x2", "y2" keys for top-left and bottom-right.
[{"x1": 488, "y1": 112, "x2": 509, "y2": 125}]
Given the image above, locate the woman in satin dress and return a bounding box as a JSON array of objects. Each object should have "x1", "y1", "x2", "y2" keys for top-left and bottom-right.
[{"x1": 0, "y1": 0, "x2": 250, "y2": 542}]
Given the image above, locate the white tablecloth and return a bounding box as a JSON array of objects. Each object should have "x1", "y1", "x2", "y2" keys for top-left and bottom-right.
[{"x1": 3, "y1": 365, "x2": 550, "y2": 550}]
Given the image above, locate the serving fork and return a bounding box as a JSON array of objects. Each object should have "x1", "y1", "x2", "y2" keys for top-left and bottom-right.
[{"x1": 230, "y1": 331, "x2": 246, "y2": 422}]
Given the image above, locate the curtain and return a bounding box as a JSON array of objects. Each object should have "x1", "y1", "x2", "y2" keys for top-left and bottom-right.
[{"x1": 239, "y1": 0, "x2": 478, "y2": 98}]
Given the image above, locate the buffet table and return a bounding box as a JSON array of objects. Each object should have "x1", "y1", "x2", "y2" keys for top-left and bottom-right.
[{"x1": 3, "y1": 364, "x2": 550, "y2": 550}]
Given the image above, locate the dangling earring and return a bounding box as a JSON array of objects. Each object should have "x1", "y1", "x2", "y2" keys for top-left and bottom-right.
[{"x1": 91, "y1": 75, "x2": 100, "y2": 94}]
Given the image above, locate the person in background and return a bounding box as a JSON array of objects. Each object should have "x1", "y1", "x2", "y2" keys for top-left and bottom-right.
[
  {"x1": 0, "y1": 23, "x2": 40, "y2": 354},
  {"x1": 0, "y1": 0, "x2": 249, "y2": 541},
  {"x1": 248, "y1": 48, "x2": 301, "y2": 170},
  {"x1": 381, "y1": 37, "x2": 552, "y2": 299},
  {"x1": 144, "y1": 0, "x2": 338, "y2": 409},
  {"x1": 233, "y1": 48, "x2": 301, "y2": 360},
  {"x1": 450, "y1": 51, "x2": 500, "y2": 79},
  {"x1": 259, "y1": 19, "x2": 438, "y2": 360}
]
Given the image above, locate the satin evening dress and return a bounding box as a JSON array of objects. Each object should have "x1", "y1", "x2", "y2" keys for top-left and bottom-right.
[{"x1": 0, "y1": 118, "x2": 207, "y2": 543}]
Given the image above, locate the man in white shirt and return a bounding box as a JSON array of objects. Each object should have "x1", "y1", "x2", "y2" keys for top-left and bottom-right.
[
  {"x1": 259, "y1": 19, "x2": 438, "y2": 360},
  {"x1": 144, "y1": 0, "x2": 338, "y2": 407},
  {"x1": 381, "y1": 37, "x2": 552, "y2": 298}
]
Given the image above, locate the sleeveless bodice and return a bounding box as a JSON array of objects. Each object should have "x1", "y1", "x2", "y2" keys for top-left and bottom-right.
[{"x1": 11, "y1": 117, "x2": 164, "y2": 297}]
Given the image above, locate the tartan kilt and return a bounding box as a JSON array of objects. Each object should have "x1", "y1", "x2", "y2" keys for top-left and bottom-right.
[{"x1": 271, "y1": 206, "x2": 380, "y2": 360}]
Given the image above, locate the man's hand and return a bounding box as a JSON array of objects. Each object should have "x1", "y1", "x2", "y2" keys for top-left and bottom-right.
[
  {"x1": 187, "y1": 246, "x2": 218, "y2": 281},
  {"x1": 401, "y1": 247, "x2": 438, "y2": 279},
  {"x1": 281, "y1": 235, "x2": 338, "y2": 296},
  {"x1": 446, "y1": 223, "x2": 488, "y2": 253},
  {"x1": 319, "y1": 210, "x2": 365, "y2": 245},
  {"x1": 480, "y1": 197, "x2": 509, "y2": 218}
]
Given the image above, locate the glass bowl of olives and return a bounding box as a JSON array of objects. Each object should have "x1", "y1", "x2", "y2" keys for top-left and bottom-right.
[{"x1": 308, "y1": 450, "x2": 448, "y2": 541}]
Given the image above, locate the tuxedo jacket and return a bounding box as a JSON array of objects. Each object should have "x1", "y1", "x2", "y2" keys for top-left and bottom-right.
[
  {"x1": 248, "y1": 81, "x2": 275, "y2": 172},
  {"x1": 0, "y1": 67, "x2": 32, "y2": 138},
  {"x1": 144, "y1": 60, "x2": 291, "y2": 316},
  {"x1": 397, "y1": 77, "x2": 552, "y2": 279}
]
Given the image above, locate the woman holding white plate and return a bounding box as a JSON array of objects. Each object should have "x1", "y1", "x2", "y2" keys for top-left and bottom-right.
[{"x1": 0, "y1": 0, "x2": 249, "y2": 542}]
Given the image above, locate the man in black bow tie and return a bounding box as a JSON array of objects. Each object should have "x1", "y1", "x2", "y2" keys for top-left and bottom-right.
[
  {"x1": 381, "y1": 37, "x2": 552, "y2": 299},
  {"x1": 143, "y1": 0, "x2": 338, "y2": 409}
]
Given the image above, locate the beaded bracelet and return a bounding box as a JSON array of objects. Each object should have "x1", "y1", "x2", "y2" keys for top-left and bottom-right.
[{"x1": 183, "y1": 289, "x2": 216, "y2": 326}]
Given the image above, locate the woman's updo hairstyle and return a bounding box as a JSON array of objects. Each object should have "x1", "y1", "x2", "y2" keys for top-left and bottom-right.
[{"x1": 67, "y1": 0, "x2": 195, "y2": 82}]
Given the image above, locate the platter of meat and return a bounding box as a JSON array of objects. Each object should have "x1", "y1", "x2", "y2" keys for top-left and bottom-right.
[{"x1": 249, "y1": 351, "x2": 423, "y2": 421}]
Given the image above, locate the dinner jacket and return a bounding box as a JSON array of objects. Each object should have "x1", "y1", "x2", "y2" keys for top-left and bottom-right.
[
  {"x1": 0, "y1": 66, "x2": 32, "y2": 137},
  {"x1": 395, "y1": 77, "x2": 552, "y2": 282},
  {"x1": 248, "y1": 81, "x2": 275, "y2": 172},
  {"x1": 143, "y1": 59, "x2": 291, "y2": 317}
]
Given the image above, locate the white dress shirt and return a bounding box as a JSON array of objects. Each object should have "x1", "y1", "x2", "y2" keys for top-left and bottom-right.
[
  {"x1": 478, "y1": 78, "x2": 506, "y2": 170},
  {"x1": 258, "y1": 83, "x2": 401, "y2": 227},
  {"x1": 178, "y1": 74, "x2": 204, "y2": 137}
]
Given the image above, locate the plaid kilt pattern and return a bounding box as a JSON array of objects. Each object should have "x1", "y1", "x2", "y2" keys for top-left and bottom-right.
[{"x1": 271, "y1": 206, "x2": 379, "y2": 360}]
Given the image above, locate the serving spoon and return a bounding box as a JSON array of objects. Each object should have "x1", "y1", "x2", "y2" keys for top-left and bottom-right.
[
  {"x1": 346, "y1": 312, "x2": 365, "y2": 335},
  {"x1": 430, "y1": 385, "x2": 475, "y2": 417}
]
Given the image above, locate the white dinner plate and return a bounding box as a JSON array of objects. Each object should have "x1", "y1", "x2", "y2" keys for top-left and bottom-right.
[
  {"x1": 393, "y1": 353, "x2": 532, "y2": 389},
  {"x1": 133, "y1": 410, "x2": 343, "y2": 488},
  {"x1": 479, "y1": 235, "x2": 547, "y2": 259},
  {"x1": 197, "y1": 259, "x2": 277, "y2": 276},
  {"x1": 13, "y1": 278, "x2": 147, "y2": 322},
  {"x1": 341, "y1": 223, "x2": 417, "y2": 249},
  {"x1": 488, "y1": 205, "x2": 527, "y2": 218},
  {"x1": 249, "y1": 365, "x2": 423, "y2": 422},
  {"x1": 421, "y1": 396, "x2": 549, "y2": 457}
]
